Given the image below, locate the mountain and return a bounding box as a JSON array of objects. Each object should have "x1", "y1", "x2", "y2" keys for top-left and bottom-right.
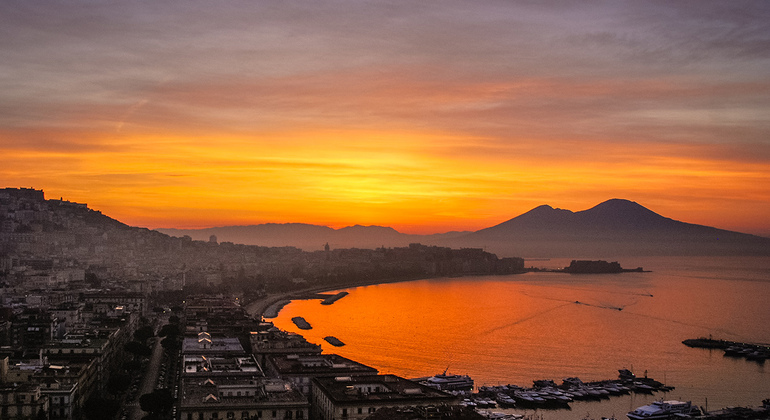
[
  {"x1": 157, "y1": 199, "x2": 769, "y2": 257},
  {"x1": 157, "y1": 224, "x2": 470, "y2": 251},
  {"x1": 451, "y1": 199, "x2": 770, "y2": 257}
]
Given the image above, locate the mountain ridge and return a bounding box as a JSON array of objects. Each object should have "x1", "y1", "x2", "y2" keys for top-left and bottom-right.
[{"x1": 156, "y1": 199, "x2": 769, "y2": 257}]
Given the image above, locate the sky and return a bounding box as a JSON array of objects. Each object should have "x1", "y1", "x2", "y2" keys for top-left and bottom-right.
[{"x1": 2, "y1": 1, "x2": 769, "y2": 236}]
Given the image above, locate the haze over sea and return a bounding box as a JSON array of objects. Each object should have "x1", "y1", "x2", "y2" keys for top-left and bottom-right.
[{"x1": 272, "y1": 256, "x2": 770, "y2": 419}]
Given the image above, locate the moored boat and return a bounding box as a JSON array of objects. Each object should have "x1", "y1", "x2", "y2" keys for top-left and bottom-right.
[
  {"x1": 627, "y1": 400, "x2": 701, "y2": 420},
  {"x1": 417, "y1": 371, "x2": 474, "y2": 391}
]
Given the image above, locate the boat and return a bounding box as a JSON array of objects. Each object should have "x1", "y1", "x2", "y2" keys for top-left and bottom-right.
[
  {"x1": 291, "y1": 316, "x2": 312, "y2": 330},
  {"x1": 419, "y1": 371, "x2": 474, "y2": 391},
  {"x1": 627, "y1": 400, "x2": 702, "y2": 420},
  {"x1": 495, "y1": 393, "x2": 517, "y2": 407},
  {"x1": 618, "y1": 369, "x2": 636, "y2": 381}
]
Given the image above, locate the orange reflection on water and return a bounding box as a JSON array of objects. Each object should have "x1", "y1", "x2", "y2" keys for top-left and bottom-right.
[{"x1": 272, "y1": 257, "x2": 770, "y2": 411}]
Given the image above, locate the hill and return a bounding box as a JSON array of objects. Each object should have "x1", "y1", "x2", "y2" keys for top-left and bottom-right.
[
  {"x1": 157, "y1": 199, "x2": 769, "y2": 257},
  {"x1": 450, "y1": 199, "x2": 770, "y2": 257},
  {"x1": 157, "y1": 224, "x2": 469, "y2": 251}
]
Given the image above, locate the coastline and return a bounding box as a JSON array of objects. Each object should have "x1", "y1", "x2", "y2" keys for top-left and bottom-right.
[
  {"x1": 261, "y1": 300, "x2": 291, "y2": 318},
  {"x1": 243, "y1": 272, "x2": 484, "y2": 319}
]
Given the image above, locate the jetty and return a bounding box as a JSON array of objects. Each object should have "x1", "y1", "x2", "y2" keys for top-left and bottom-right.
[
  {"x1": 683, "y1": 337, "x2": 770, "y2": 362},
  {"x1": 321, "y1": 291, "x2": 348, "y2": 305},
  {"x1": 562, "y1": 260, "x2": 645, "y2": 274}
]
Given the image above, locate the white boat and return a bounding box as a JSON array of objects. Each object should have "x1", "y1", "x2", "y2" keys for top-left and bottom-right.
[
  {"x1": 421, "y1": 372, "x2": 474, "y2": 391},
  {"x1": 627, "y1": 400, "x2": 701, "y2": 420}
]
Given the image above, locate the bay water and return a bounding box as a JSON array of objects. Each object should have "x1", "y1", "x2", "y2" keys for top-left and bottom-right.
[{"x1": 271, "y1": 256, "x2": 770, "y2": 418}]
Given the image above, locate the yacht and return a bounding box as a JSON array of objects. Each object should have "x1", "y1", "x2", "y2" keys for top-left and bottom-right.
[
  {"x1": 627, "y1": 400, "x2": 701, "y2": 420},
  {"x1": 420, "y1": 372, "x2": 474, "y2": 391}
]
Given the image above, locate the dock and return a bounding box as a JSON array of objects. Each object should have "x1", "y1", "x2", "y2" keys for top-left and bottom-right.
[
  {"x1": 321, "y1": 291, "x2": 348, "y2": 305},
  {"x1": 683, "y1": 337, "x2": 770, "y2": 362}
]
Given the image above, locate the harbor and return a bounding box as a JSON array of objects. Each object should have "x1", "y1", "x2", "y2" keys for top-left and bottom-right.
[{"x1": 268, "y1": 258, "x2": 770, "y2": 418}]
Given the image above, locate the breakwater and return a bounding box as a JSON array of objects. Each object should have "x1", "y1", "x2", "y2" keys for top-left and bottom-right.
[
  {"x1": 683, "y1": 337, "x2": 770, "y2": 362},
  {"x1": 291, "y1": 316, "x2": 312, "y2": 330},
  {"x1": 321, "y1": 291, "x2": 348, "y2": 305}
]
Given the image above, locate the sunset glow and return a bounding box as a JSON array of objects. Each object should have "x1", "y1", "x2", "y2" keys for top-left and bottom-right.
[{"x1": 2, "y1": 1, "x2": 769, "y2": 236}]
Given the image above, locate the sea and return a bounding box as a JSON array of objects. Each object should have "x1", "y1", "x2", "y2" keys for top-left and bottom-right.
[{"x1": 270, "y1": 256, "x2": 770, "y2": 419}]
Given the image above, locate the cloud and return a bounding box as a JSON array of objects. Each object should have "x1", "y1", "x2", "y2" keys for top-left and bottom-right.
[{"x1": 1, "y1": 0, "x2": 769, "y2": 233}]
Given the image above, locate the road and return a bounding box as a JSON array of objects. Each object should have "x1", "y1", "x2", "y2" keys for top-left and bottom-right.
[{"x1": 127, "y1": 336, "x2": 164, "y2": 420}]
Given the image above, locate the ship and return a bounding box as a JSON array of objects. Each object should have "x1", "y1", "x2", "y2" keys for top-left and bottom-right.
[
  {"x1": 627, "y1": 400, "x2": 702, "y2": 420},
  {"x1": 415, "y1": 370, "x2": 474, "y2": 392}
]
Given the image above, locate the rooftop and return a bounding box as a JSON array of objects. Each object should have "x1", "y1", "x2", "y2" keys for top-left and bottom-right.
[
  {"x1": 183, "y1": 355, "x2": 264, "y2": 376},
  {"x1": 312, "y1": 374, "x2": 457, "y2": 404},
  {"x1": 180, "y1": 376, "x2": 308, "y2": 409},
  {"x1": 269, "y1": 353, "x2": 377, "y2": 376},
  {"x1": 182, "y1": 336, "x2": 244, "y2": 355}
]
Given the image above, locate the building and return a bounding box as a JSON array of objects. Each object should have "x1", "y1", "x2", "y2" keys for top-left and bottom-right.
[
  {"x1": 264, "y1": 354, "x2": 377, "y2": 395},
  {"x1": 180, "y1": 333, "x2": 309, "y2": 420},
  {"x1": 250, "y1": 329, "x2": 321, "y2": 367},
  {"x1": 0, "y1": 382, "x2": 50, "y2": 419},
  {"x1": 179, "y1": 377, "x2": 309, "y2": 420},
  {"x1": 183, "y1": 333, "x2": 246, "y2": 356},
  {"x1": 311, "y1": 374, "x2": 458, "y2": 420}
]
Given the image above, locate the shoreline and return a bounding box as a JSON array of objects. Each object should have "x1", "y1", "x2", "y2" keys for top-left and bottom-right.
[{"x1": 243, "y1": 272, "x2": 496, "y2": 319}]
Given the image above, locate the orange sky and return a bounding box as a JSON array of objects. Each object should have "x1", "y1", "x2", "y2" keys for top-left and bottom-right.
[{"x1": 2, "y1": 2, "x2": 769, "y2": 236}]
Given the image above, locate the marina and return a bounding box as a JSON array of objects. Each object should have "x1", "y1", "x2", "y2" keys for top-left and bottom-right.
[{"x1": 472, "y1": 370, "x2": 672, "y2": 410}]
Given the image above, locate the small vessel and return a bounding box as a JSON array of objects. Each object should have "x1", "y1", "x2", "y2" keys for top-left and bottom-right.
[
  {"x1": 323, "y1": 336, "x2": 345, "y2": 346},
  {"x1": 495, "y1": 393, "x2": 517, "y2": 407},
  {"x1": 291, "y1": 316, "x2": 312, "y2": 330},
  {"x1": 627, "y1": 400, "x2": 701, "y2": 420}
]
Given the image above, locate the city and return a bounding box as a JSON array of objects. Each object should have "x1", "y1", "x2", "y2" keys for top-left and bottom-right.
[{"x1": 0, "y1": 187, "x2": 524, "y2": 420}]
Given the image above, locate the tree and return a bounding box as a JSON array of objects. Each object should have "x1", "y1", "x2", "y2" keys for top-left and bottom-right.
[
  {"x1": 158, "y1": 323, "x2": 180, "y2": 338},
  {"x1": 139, "y1": 389, "x2": 173, "y2": 415},
  {"x1": 107, "y1": 372, "x2": 131, "y2": 395},
  {"x1": 134, "y1": 325, "x2": 155, "y2": 342},
  {"x1": 83, "y1": 395, "x2": 119, "y2": 420},
  {"x1": 161, "y1": 336, "x2": 180, "y2": 352},
  {"x1": 124, "y1": 359, "x2": 142, "y2": 371},
  {"x1": 125, "y1": 340, "x2": 152, "y2": 358}
]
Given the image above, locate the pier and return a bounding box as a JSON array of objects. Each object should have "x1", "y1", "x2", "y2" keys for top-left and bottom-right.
[
  {"x1": 321, "y1": 291, "x2": 349, "y2": 305},
  {"x1": 683, "y1": 337, "x2": 770, "y2": 362}
]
